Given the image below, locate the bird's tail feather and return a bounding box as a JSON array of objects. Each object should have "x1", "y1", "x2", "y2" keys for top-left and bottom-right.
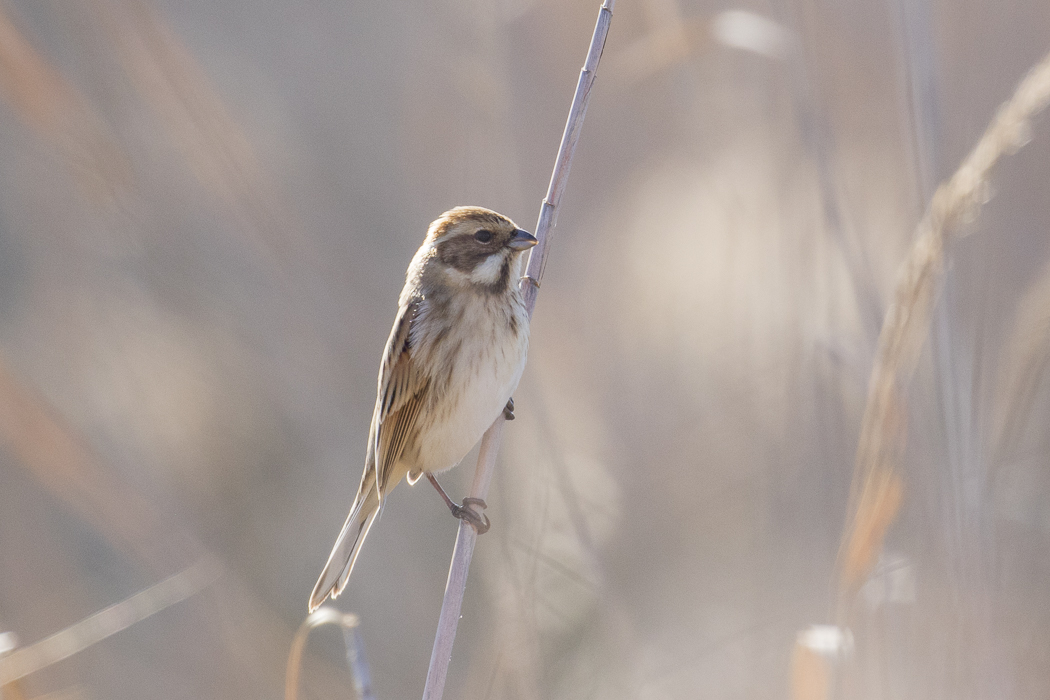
[{"x1": 309, "y1": 477, "x2": 380, "y2": 612}]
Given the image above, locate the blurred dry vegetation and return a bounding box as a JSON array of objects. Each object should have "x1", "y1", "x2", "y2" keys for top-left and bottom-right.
[{"x1": 0, "y1": 0, "x2": 1049, "y2": 699}]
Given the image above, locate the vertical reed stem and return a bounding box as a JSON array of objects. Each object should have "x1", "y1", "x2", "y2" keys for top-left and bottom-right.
[{"x1": 420, "y1": 3, "x2": 616, "y2": 699}]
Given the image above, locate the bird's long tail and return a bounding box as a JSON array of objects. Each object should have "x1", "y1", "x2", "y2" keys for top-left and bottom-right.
[{"x1": 309, "y1": 472, "x2": 381, "y2": 612}]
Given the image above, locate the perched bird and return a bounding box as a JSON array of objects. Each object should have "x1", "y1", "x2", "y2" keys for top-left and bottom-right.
[{"x1": 309, "y1": 206, "x2": 538, "y2": 612}]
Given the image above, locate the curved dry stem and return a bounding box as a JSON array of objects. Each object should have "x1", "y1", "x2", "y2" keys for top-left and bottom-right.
[{"x1": 285, "y1": 608, "x2": 371, "y2": 700}]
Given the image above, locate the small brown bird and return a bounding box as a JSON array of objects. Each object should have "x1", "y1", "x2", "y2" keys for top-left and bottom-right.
[{"x1": 309, "y1": 206, "x2": 537, "y2": 611}]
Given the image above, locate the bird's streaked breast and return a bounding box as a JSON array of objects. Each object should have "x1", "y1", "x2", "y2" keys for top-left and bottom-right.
[{"x1": 408, "y1": 289, "x2": 529, "y2": 473}]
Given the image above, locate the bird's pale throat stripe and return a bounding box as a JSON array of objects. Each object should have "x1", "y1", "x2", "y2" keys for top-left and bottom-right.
[{"x1": 469, "y1": 254, "x2": 505, "y2": 285}]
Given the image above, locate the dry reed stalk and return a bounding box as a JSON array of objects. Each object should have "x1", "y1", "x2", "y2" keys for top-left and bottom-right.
[
  {"x1": 420, "y1": 3, "x2": 616, "y2": 699},
  {"x1": 790, "y1": 626, "x2": 853, "y2": 700},
  {"x1": 0, "y1": 353, "x2": 352, "y2": 696},
  {"x1": 0, "y1": 557, "x2": 220, "y2": 686},
  {"x1": 791, "y1": 643, "x2": 829, "y2": 700},
  {"x1": 837, "y1": 49, "x2": 1050, "y2": 603}
]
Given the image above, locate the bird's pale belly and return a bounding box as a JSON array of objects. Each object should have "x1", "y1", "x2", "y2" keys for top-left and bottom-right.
[{"x1": 415, "y1": 336, "x2": 526, "y2": 474}]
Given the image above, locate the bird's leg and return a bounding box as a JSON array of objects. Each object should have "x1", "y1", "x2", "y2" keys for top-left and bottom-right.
[
  {"x1": 503, "y1": 397, "x2": 515, "y2": 420},
  {"x1": 425, "y1": 473, "x2": 490, "y2": 534}
]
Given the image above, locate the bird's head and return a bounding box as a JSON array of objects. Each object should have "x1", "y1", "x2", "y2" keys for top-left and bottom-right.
[{"x1": 423, "y1": 206, "x2": 537, "y2": 293}]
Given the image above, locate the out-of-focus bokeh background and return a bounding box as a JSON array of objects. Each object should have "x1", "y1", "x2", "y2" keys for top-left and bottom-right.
[{"x1": 1, "y1": 0, "x2": 1049, "y2": 698}]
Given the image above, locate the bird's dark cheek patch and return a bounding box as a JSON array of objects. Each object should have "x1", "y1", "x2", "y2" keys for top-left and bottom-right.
[{"x1": 438, "y1": 237, "x2": 490, "y2": 273}]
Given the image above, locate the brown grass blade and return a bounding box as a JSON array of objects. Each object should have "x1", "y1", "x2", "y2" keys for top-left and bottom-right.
[
  {"x1": 0, "y1": 6, "x2": 129, "y2": 201},
  {"x1": 0, "y1": 355, "x2": 189, "y2": 570},
  {"x1": 95, "y1": 0, "x2": 299, "y2": 263}
]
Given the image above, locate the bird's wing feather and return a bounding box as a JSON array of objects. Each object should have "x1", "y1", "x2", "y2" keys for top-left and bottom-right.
[
  {"x1": 311, "y1": 299, "x2": 428, "y2": 610},
  {"x1": 370, "y1": 297, "x2": 429, "y2": 496}
]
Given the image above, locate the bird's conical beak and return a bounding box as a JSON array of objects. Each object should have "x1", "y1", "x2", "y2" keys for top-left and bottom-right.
[{"x1": 507, "y1": 228, "x2": 538, "y2": 251}]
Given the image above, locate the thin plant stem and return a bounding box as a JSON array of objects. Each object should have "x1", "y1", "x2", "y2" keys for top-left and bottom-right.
[
  {"x1": 0, "y1": 557, "x2": 221, "y2": 686},
  {"x1": 420, "y1": 3, "x2": 617, "y2": 699},
  {"x1": 285, "y1": 607, "x2": 373, "y2": 700}
]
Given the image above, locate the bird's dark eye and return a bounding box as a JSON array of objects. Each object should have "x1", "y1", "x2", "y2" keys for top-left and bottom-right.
[{"x1": 474, "y1": 229, "x2": 494, "y2": 243}]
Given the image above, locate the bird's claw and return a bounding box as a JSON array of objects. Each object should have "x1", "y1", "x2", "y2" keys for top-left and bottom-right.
[
  {"x1": 503, "y1": 397, "x2": 515, "y2": 421},
  {"x1": 452, "y1": 497, "x2": 491, "y2": 534}
]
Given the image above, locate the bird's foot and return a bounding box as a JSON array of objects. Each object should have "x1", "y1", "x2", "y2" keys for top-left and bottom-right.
[
  {"x1": 503, "y1": 397, "x2": 515, "y2": 421},
  {"x1": 451, "y1": 497, "x2": 491, "y2": 534},
  {"x1": 427, "y1": 473, "x2": 492, "y2": 534}
]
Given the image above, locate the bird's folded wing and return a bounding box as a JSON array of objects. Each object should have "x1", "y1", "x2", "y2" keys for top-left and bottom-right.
[{"x1": 372, "y1": 298, "x2": 429, "y2": 496}]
